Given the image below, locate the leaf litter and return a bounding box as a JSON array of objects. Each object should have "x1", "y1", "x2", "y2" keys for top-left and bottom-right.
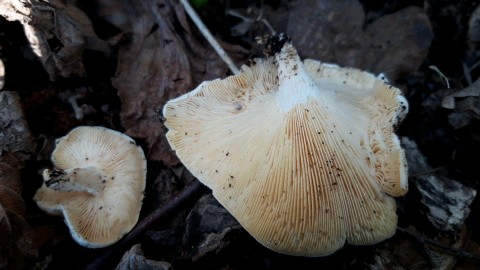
[
  {"x1": 0, "y1": 91, "x2": 36, "y2": 269},
  {"x1": 1, "y1": 0, "x2": 480, "y2": 269}
]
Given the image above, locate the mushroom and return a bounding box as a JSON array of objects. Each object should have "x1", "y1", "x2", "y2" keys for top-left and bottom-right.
[
  {"x1": 33, "y1": 126, "x2": 147, "y2": 248},
  {"x1": 162, "y1": 34, "x2": 408, "y2": 256}
]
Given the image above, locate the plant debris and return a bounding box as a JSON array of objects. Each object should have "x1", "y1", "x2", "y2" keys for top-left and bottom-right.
[
  {"x1": 0, "y1": 0, "x2": 109, "y2": 81},
  {"x1": 0, "y1": 91, "x2": 35, "y2": 154},
  {"x1": 0, "y1": 162, "x2": 37, "y2": 269},
  {"x1": 100, "y1": 0, "x2": 248, "y2": 165},
  {"x1": 1, "y1": 0, "x2": 480, "y2": 269},
  {"x1": 403, "y1": 137, "x2": 476, "y2": 231},
  {"x1": 182, "y1": 194, "x2": 240, "y2": 261},
  {"x1": 442, "y1": 78, "x2": 480, "y2": 129},
  {"x1": 115, "y1": 244, "x2": 172, "y2": 270},
  {"x1": 0, "y1": 91, "x2": 36, "y2": 269}
]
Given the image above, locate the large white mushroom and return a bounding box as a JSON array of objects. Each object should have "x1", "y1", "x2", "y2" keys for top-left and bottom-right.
[
  {"x1": 34, "y1": 126, "x2": 147, "y2": 248},
  {"x1": 163, "y1": 34, "x2": 408, "y2": 256}
]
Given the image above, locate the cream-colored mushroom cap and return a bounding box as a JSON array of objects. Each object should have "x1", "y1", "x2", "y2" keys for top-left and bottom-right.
[
  {"x1": 33, "y1": 126, "x2": 147, "y2": 248},
  {"x1": 163, "y1": 35, "x2": 408, "y2": 256}
]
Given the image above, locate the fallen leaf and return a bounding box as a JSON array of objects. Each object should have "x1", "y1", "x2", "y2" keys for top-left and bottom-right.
[
  {"x1": 456, "y1": 238, "x2": 480, "y2": 268},
  {"x1": 393, "y1": 226, "x2": 471, "y2": 270},
  {"x1": 182, "y1": 194, "x2": 240, "y2": 261},
  {"x1": 442, "y1": 79, "x2": 480, "y2": 109},
  {"x1": 0, "y1": 91, "x2": 35, "y2": 154},
  {"x1": 371, "y1": 237, "x2": 429, "y2": 270},
  {"x1": 402, "y1": 137, "x2": 476, "y2": 231},
  {"x1": 115, "y1": 244, "x2": 172, "y2": 270},
  {"x1": 0, "y1": 162, "x2": 37, "y2": 269},
  {"x1": 287, "y1": 0, "x2": 433, "y2": 81},
  {"x1": 0, "y1": 0, "x2": 109, "y2": 80},
  {"x1": 0, "y1": 91, "x2": 38, "y2": 269},
  {"x1": 100, "y1": 0, "x2": 247, "y2": 165},
  {"x1": 441, "y1": 78, "x2": 480, "y2": 129}
]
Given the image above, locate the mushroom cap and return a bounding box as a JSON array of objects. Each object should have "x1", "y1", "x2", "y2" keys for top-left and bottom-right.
[
  {"x1": 34, "y1": 126, "x2": 147, "y2": 248},
  {"x1": 163, "y1": 41, "x2": 408, "y2": 256}
]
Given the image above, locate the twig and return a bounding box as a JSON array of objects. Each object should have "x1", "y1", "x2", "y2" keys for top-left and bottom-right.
[
  {"x1": 84, "y1": 180, "x2": 204, "y2": 269},
  {"x1": 429, "y1": 65, "x2": 450, "y2": 88},
  {"x1": 260, "y1": 18, "x2": 276, "y2": 35},
  {"x1": 408, "y1": 166, "x2": 445, "y2": 178},
  {"x1": 180, "y1": 0, "x2": 240, "y2": 75}
]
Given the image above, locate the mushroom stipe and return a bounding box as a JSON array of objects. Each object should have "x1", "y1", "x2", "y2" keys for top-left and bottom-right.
[{"x1": 163, "y1": 34, "x2": 409, "y2": 256}]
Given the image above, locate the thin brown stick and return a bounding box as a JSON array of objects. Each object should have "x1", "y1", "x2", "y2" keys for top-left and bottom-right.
[{"x1": 84, "y1": 180, "x2": 204, "y2": 269}]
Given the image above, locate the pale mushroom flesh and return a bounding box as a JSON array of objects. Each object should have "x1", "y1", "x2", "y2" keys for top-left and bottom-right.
[
  {"x1": 163, "y1": 35, "x2": 408, "y2": 256},
  {"x1": 34, "y1": 126, "x2": 147, "y2": 248}
]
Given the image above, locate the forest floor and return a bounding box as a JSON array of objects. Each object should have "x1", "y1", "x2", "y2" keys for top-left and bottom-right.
[{"x1": 1, "y1": 0, "x2": 480, "y2": 269}]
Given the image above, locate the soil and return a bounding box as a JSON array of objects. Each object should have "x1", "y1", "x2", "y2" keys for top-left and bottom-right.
[{"x1": 1, "y1": 0, "x2": 480, "y2": 269}]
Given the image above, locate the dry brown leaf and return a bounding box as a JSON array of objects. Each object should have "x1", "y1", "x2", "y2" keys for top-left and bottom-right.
[
  {"x1": 441, "y1": 80, "x2": 480, "y2": 109},
  {"x1": 182, "y1": 194, "x2": 240, "y2": 261},
  {"x1": 287, "y1": 0, "x2": 433, "y2": 81},
  {"x1": 403, "y1": 137, "x2": 476, "y2": 231},
  {"x1": 115, "y1": 244, "x2": 172, "y2": 270},
  {"x1": 0, "y1": 91, "x2": 37, "y2": 269},
  {"x1": 440, "y1": 78, "x2": 480, "y2": 129},
  {"x1": 0, "y1": 0, "x2": 109, "y2": 80},
  {"x1": 0, "y1": 162, "x2": 37, "y2": 269},
  {"x1": 0, "y1": 91, "x2": 35, "y2": 154},
  {"x1": 100, "y1": 0, "x2": 247, "y2": 165},
  {"x1": 371, "y1": 238, "x2": 429, "y2": 270}
]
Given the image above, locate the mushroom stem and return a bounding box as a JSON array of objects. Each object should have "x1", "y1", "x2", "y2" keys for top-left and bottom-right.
[
  {"x1": 43, "y1": 166, "x2": 106, "y2": 195},
  {"x1": 275, "y1": 42, "x2": 318, "y2": 111}
]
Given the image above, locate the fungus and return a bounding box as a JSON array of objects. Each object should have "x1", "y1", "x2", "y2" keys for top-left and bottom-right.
[
  {"x1": 163, "y1": 34, "x2": 408, "y2": 256},
  {"x1": 33, "y1": 126, "x2": 147, "y2": 248}
]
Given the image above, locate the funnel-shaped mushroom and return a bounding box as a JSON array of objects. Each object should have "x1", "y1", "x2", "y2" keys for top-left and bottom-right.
[
  {"x1": 163, "y1": 35, "x2": 408, "y2": 256},
  {"x1": 34, "y1": 126, "x2": 147, "y2": 248}
]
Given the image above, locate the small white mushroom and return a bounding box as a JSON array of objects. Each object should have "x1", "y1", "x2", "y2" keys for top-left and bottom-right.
[
  {"x1": 163, "y1": 34, "x2": 409, "y2": 256},
  {"x1": 34, "y1": 126, "x2": 147, "y2": 248}
]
